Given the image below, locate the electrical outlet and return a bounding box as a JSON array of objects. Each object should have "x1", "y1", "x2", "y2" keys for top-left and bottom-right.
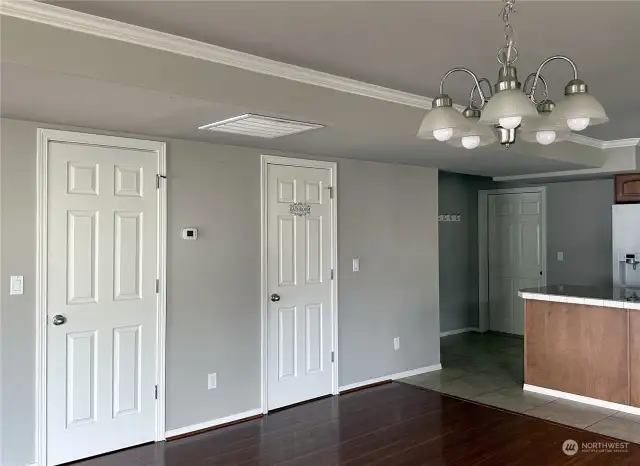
[
  {"x1": 393, "y1": 337, "x2": 400, "y2": 351},
  {"x1": 207, "y1": 373, "x2": 217, "y2": 390},
  {"x1": 557, "y1": 251, "x2": 564, "y2": 261}
]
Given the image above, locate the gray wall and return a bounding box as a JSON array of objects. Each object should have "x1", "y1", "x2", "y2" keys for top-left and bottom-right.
[
  {"x1": 438, "y1": 172, "x2": 495, "y2": 332},
  {"x1": 0, "y1": 118, "x2": 440, "y2": 466},
  {"x1": 543, "y1": 179, "x2": 614, "y2": 287}
]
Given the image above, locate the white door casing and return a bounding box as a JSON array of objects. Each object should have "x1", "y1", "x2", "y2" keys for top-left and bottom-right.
[
  {"x1": 37, "y1": 129, "x2": 166, "y2": 466},
  {"x1": 487, "y1": 191, "x2": 544, "y2": 335},
  {"x1": 262, "y1": 156, "x2": 337, "y2": 411}
]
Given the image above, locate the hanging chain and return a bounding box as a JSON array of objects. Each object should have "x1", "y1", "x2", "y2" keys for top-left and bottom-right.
[{"x1": 497, "y1": 0, "x2": 518, "y2": 68}]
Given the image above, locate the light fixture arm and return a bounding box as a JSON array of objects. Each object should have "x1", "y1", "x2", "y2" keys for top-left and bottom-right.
[
  {"x1": 468, "y1": 78, "x2": 494, "y2": 109},
  {"x1": 523, "y1": 73, "x2": 549, "y2": 105},
  {"x1": 439, "y1": 68, "x2": 487, "y2": 108},
  {"x1": 529, "y1": 55, "x2": 579, "y2": 99}
]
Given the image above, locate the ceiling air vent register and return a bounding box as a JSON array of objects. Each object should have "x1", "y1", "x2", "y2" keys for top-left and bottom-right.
[{"x1": 198, "y1": 114, "x2": 323, "y2": 139}]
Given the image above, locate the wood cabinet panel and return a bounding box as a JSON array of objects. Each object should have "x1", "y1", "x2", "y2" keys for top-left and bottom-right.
[
  {"x1": 615, "y1": 174, "x2": 640, "y2": 203},
  {"x1": 525, "y1": 300, "x2": 629, "y2": 404},
  {"x1": 630, "y1": 312, "x2": 640, "y2": 406}
]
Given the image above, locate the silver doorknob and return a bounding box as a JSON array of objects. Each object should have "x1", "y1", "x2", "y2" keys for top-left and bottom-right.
[
  {"x1": 270, "y1": 293, "x2": 281, "y2": 302},
  {"x1": 52, "y1": 315, "x2": 66, "y2": 326}
]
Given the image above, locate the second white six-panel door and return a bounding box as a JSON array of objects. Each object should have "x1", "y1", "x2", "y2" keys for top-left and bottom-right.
[
  {"x1": 266, "y1": 163, "x2": 333, "y2": 410},
  {"x1": 488, "y1": 192, "x2": 543, "y2": 335},
  {"x1": 46, "y1": 136, "x2": 159, "y2": 465}
]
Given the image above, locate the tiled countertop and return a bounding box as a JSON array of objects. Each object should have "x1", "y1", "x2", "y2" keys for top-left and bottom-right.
[{"x1": 518, "y1": 285, "x2": 640, "y2": 309}]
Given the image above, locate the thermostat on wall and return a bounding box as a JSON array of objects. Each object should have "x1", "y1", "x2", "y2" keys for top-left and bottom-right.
[{"x1": 182, "y1": 228, "x2": 198, "y2": 240}]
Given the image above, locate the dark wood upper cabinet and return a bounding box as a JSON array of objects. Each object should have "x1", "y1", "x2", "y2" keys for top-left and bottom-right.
[{"x1": 615, "y1": 174, "x2": 640, "y2": 203}]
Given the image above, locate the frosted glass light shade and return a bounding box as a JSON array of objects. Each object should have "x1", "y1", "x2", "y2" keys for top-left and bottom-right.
[
  {"x1": 447, "y1": 117, "x2": 497, "y2": 148},
  {"x1": 550, "y1": 93, "x2": 608, "y2": 127},
  {"x1": 478, "y1": 89, "x2": 540, "y2": 125},
  {"x1": 417, "y1": 106, "x2": 469, "y2": 140}
]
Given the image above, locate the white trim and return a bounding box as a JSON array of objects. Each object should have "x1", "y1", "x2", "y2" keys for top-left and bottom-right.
[
  {"x1": 25, "y1": 463, "x2": 37, "y2": 466},
  {"x1": 569, "y1": 134, "x2": 640, "y2": 149},
  {"x1": 260, "y1": 155, "x2": 339, "y2": 414},
  {"x1": 523, "y1": 384, "x2": 640, "y2": 417},
  {"x1": 338, "y1": 364, "x2": 442, "y2": 393},
  {"x1": 439, "y1": 328, "x2": 480, "y2": 337},
  {"x1": 35, "y1": 129, "x2": 167, "y2": 466},
  {"x1": 478, "y1": 187, "x2": 547, "y2": 334},
  {"x1": 164, "y1": 408, "x2": 263, "y2": 439}
]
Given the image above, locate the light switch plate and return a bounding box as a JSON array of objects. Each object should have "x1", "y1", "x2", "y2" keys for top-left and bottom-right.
[
  {"x1": 557, "y1": 251, "x2": 564, "y2": 262},
  {"x1": 393, "y1": 337, "x2": 400, "y2": 351},
  {"x1": 10, "y1": 276, "x2": 23, "y2": 295},
  {"x1": 352, "y1": 258, "x2": 360, "y2": 272},
  {"x1": 207, "y1": 373, "x2": 217, "y2": 390}
]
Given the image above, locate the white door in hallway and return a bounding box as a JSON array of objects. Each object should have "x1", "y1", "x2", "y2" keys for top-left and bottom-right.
[
  {"x1": 266, "y1": 161, "x2": 334, "y2": 410},
  {"x1": 46, "y1": 135, "x2": 161, "y2": 465},
  {"x1": 488, "y1": 192, "x2": 544, "y2": 335}
]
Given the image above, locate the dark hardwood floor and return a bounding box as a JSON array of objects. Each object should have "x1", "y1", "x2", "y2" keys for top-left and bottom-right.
[{"x1": 71, "y1": 383, "x2": 640, "y2": 465}]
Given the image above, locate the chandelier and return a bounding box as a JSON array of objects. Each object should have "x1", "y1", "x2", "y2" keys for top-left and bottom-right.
[{"x1": 417, "y1": 0, "x2": 608, "y2": 149}]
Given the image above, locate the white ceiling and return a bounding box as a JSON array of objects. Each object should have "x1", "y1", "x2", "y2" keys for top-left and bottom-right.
[
  {"x1": 0, "y1": 1, "x2": 636, "y2": 178},
  {"x1": 49, "y1": 0, "x2": 640, "y2": 141}
]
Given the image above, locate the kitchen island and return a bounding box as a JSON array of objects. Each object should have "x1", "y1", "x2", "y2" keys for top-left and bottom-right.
[{"x1": 519, "y1": 285, "x2": 640, "y2": 414}]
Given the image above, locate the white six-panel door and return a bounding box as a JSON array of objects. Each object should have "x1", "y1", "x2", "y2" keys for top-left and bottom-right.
[
  {"x1": 266, "y1": 162, "x2": 334, "y2": 410},
  {"x1": 488, "y1": 192, "x2": 543, "y2": 335},
  {"x1": 46, "y1": 136, "x2": 160, "y2": 465}
]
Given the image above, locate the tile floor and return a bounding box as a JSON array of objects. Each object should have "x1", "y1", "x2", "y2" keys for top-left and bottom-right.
[{"x1": 400, "y1": 331, "x2": 640, "y2": 444}]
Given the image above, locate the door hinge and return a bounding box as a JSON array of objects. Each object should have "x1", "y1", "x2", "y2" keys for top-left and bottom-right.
[
  {"x1": 156, "y1": 174, "x2": 167, "y2": 189},
  {"x1": 155, "y1": 385, "x2": 158, "y2": 400},
  {"x1": 328, "y1": 186, "x2": 333, "y2": 199},
  {"x1": 330, "y1": 269, "x2": 334, "y2": 280},
  {"x1": 331, "y1": 351, "x2": 335, "y2": 363},
  {"x1": 156, "y1": 279, "x2": 160, "y2": 293}
]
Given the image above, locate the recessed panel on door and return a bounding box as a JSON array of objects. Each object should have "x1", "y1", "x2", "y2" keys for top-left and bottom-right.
[
  {"x1": 114, "y1": 212, "x2": 143, "y2": 301},
  {"x1": 305, "y1": 304, "x2": 323, "y2": 374},
  {"x1": 67, "y1": 211, "x2": 98, "y2": 305},
  {"x1": 67, "y1": 162, "x2": 99, "y2": 195},
  {"x1": 278, "y1": 306, "x2": 297, "y2": 380},
  {"x1": 519, "y1": 223, "x2": 541, "y2": 267},
  {"x1": 113, "y1": 326, "x2": 141, "y2": 417},
  {"x1": 279, "y1": 216, "x2": 296, "y2": 286},
  {"x1": 305, "y1": 217, "x2": 323, "y2": 284},
  {"x1": 305, "y1": 181, "x2": 322, "y2": 204},
  {"x1": 114, "y1": 166, "x2": 143, "y2": 197},
  {"x1": 66, "y1": 331, "x2": 97, "y2": 428},
  {"x1": 278, "y1": 179, "x2": 296, "y2": 203}
]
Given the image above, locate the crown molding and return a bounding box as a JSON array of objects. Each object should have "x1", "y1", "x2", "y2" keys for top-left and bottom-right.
[
  {"x1": 0, "y1": 0, "x2": 442, "y2": 109},
  {"x1": 1, "y1": 0, "x2": 634, "y2": 150},
  {"x1": 569, "y1": 134, "x2": 640, "y2": 149}
]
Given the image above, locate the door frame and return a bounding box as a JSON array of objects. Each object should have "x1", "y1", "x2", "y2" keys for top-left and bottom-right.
[
  {"x1": 478, "y1": 186, "x2": 547, "y2": 333},
  {"x1": 260, "y1": 155, "x2": 339, "y2": 414},
  {"x1": 35, "y1": 129, "x2": 168, "y2": 466}
]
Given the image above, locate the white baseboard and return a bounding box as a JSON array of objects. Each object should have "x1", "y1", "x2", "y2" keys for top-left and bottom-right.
[
  {"x1": 440, "y1": 327, "x2": 480, "y2": 337},
  {"x1": 25, "y1": 463, "x2": 37, "y2": 466},
  {"x1": 523, "y1": 384, "x2": 640, "y2": 416},
  {"x1": 165, "y1": 408, "x2": 263, "y2": 438},
  {"x1": 338, "y1": 363, "x2": 442, "y2": 392}
]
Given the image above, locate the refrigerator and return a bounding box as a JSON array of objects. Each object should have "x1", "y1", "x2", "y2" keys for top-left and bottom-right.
[{"x1": 612, "y1": 204, "x2": 640, "y2": 289}]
